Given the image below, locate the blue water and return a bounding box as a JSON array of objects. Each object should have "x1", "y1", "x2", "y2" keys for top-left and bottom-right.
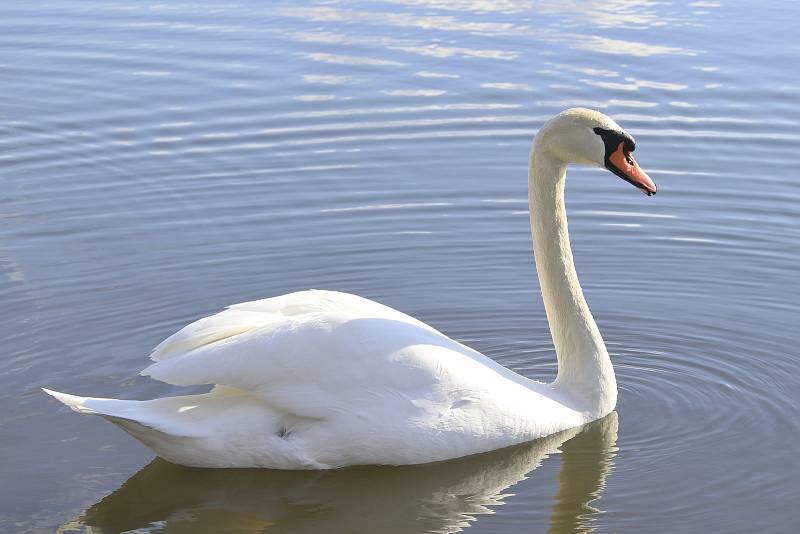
[{"x1": 1, "y1": 1, "x2": 799, "y2": 532}]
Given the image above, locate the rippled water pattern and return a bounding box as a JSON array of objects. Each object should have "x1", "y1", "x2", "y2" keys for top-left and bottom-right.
[{"x1": 2, "y1": 1, "x2": 799, "y2": 532}]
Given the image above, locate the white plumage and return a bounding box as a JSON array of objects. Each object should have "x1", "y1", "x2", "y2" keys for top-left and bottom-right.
[{"x1": 45, "y1": 108, "x2": 654, "y2": 468}]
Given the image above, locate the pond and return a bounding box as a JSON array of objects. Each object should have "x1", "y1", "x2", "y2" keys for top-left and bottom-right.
[{"x1": 1, "y1": 1, "x2": 798, "y2": 532}]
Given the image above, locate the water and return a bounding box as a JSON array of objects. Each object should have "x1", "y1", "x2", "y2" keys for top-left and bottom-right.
[{"x1": 1, "y1": 1, "x2": 798, "y2": 532}]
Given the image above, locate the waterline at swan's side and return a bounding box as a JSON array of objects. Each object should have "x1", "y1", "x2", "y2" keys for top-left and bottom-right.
[
  {"x1": 44, "y1": 108, "x2": 656, "y2": 469},
  {"x1": 60, "y1": 414, "x2": 620, "y2": 533}
]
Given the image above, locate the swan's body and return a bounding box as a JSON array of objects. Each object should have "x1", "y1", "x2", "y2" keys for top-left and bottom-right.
[
  {"x1": 46, "y1": 290, "x2": 593, "y2": 468},
  {"x1": 45, "y1": 108, "x2": 656, "y2": 469}
]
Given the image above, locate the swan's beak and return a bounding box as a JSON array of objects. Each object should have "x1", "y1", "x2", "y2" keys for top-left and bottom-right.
[{"x1": 607, "y1": 142, "x2": 657, "y2": 196}]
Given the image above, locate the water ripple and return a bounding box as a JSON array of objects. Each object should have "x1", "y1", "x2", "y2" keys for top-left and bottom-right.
[{"x1": 2, "y1": 0, "x2": 799, "y2": 532}]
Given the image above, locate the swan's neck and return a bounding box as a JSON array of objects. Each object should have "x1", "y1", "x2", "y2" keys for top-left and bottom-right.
[{"x1": 528, "y1": 145, "x2": 616, "y2": 414}]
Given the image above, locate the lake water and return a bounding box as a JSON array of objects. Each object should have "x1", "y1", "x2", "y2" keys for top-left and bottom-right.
[{"x1": 2, "y1": 1, "x2": 799, "y2": 532}]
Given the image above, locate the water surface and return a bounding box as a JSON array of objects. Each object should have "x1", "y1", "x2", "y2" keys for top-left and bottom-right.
[{"x1": 1, "y1": 1, "x2": 799, "y2": 532}]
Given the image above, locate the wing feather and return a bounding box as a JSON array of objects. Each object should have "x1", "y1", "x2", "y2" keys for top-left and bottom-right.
[{"x1": 141, "y1": 290, "x2": 466, "y2": 420}]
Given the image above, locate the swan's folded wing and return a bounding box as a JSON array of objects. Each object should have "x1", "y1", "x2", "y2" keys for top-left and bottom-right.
[
  {"x1": 148, "y1": 290, "x2": 428, "y2": 363},
  {"x1": 141, "y1": 291, "x2": 472, "y2": 420},
  {"x1": 148, "y1": 309, "x2": 281, "y2": 362}
]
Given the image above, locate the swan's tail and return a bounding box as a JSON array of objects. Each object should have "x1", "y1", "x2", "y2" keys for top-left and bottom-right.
[
  {"x1": 43, "y1": 388, "x2": 121, "y2": 416},
  {"x1": 42, "y1": 388, "x2": 168, "y2": 427},
  {"x1": 42, "y1": 387, "x2": 310, "y2": 468},
  {"x1": 42, "y1": 388, "x2": 196, "y2": 457}
]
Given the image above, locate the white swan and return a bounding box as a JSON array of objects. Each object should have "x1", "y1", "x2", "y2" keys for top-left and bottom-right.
[{"x1": 44, "y1": 108, "x2": 656, "y2": 469}]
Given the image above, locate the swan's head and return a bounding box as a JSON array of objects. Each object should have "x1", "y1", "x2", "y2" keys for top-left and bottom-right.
[{"x1": 537, "y1": 108, "x2": 657, "y2": 196}]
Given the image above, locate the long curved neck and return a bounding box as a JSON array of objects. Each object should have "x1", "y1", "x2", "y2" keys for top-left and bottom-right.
[{"x1": 528, "y1": 141, "x2": 616, "y2": 414}]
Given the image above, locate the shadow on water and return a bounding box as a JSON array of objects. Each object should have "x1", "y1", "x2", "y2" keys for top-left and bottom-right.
[{"x1": 58, "y1": 412, "x2": 617, "y2": 534}]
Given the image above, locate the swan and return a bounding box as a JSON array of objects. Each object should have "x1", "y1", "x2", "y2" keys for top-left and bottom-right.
[{"x1": 44, "y1": 108, "x2": 656, "y2": 469}]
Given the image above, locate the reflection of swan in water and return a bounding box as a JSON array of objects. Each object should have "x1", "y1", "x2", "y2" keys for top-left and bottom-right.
[
  {"x1": 60, "y1": 412, "x2": 617, "y2": 534},
  {"x1": 549, "y1": 413, "x2": 618, "y2": 534}
]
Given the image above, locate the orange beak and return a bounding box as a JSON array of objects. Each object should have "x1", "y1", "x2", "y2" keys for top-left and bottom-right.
[{"x1": 608, "y1": 141, "x2": 657, "y2": 196}]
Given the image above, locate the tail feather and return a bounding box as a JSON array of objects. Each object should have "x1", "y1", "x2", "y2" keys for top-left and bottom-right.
[
  {"x1": 42, "y1": 387, "x2": 212, "y2": 467},
  {"x1": 42, "y1": 387, "x2": 306, "y2": 467},
  {"x1": 43, "y1": 388, "x2": 155, "y2": 424},
  {"x1": 41, "y1": 387, "x2": 194, "y2": 438},
  {"x1": 42, "y1": 388, "x2": 106, "y2": 416}
]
